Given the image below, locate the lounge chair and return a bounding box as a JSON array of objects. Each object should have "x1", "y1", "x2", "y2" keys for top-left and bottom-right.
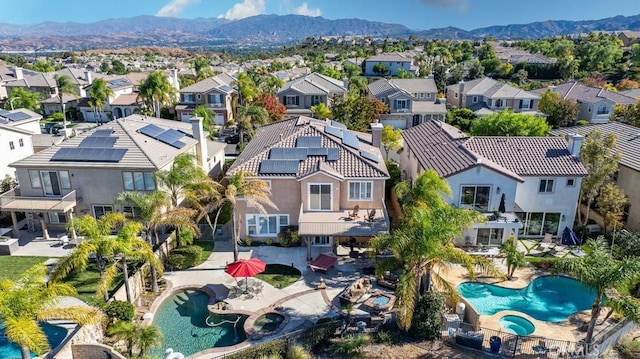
[
  {"x1": 308, "y1": 254, "x2": 338, "y2": 273},
  {"x1": 349, "y1": 205, "x2": 360, "y2": 219},
  {"x1": 539, "y1": 233, "x2": 554, "y2": 249}
]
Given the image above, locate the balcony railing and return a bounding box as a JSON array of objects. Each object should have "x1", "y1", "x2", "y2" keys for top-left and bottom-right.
[
  {"x1": 0, "y1": 186, "x2": 77, "y2": 212},
  {"x1": 298, "y1": 200, "x2": 390, "y2": 237}
]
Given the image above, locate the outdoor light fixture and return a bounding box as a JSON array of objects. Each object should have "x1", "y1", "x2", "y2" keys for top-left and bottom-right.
[
  {"x1": 561, "y1": 214, "x2": 566, "y2": 221},
  {"x1": 496, "y1": 187, "x2": 501, "y2": 194}
]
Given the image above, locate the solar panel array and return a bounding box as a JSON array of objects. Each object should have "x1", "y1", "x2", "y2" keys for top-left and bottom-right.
[
  {"x1": 51, "y1": 148, "x2": 127, "y2": 162},
  {"x1": 138, "y1": 124, "x2": 187, "y2": 149},
  {"x1": 361, "y1": 150, "x2": 380, "y2": 163},
  {"x1": 218, "y1": 85, "x2": 233, "y2": 93},
  {"x1": 269, "y1": 147, "x2": 340, "y2": 161},
  {"x1": 79, "y1": 136, "x2": 118, "y2": 148},
  {"x1": 109, "y1": 78, "x2": 131, "y2": 88},
  {"x1": 324, "y1": 125, "x2": 343, "y2": 140},
  {"x1": 259, "y1": 160, "x2": 300, "y2": 174},
  {"x1": 0, "y1": 109, "x2": 10, "y2": 116},
  {"x1": 296, "y1": 136, "x2": 322, "y2": 148},
  {"x1": 342, "y1": 131, "x2": 361, "y2": 151},
  {"x1": 4, "y1": 111, "x2": 31, "y2": 121},
  {"x1": 91, "y1": 129, "x2": 115, "y2": 137},
  {"x1": 331, "y1": 120, "x2": 347, "y2": 129}
]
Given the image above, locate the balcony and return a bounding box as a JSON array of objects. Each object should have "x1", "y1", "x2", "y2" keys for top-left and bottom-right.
[
  {"x1": 0, "y1": 186, "x2": 77, "y2": 213},
  {"x1": 298, "y1": 201, "x2": 390, "y2": 237}
]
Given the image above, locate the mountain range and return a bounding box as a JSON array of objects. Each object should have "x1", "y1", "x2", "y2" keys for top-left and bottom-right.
[{"x1": 1, "y1": 13, "x2": 640, "y2": 51}]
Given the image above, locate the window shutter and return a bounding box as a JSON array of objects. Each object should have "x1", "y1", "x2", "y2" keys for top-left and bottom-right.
[
  {"x1": 519, "y1": 99, "x2": 523, "y2": 109},
  {"x1": 393, "y1": 99, "x2": 397, "y2": 109},
  {"x1": 220, "y1": 94, "x2": 224, "y2": 103},
  {"x1": 281, "y1": 96, "x2": 286, "y2": 104},
  {"x1": 407, "y1": 99, "x2": 411, "y2": 108},
  {"x1": 295, "y1": 96, "x2": 299, "y2": 105}
]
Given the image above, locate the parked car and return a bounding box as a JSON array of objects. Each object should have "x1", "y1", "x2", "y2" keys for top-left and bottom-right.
[{"x1": 224, "y1": 133, "x2": 250, "y2": 144}]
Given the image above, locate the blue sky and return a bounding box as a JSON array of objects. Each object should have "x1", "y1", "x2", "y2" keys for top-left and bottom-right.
[{"x1": 4, "y1": 0, "x2": 640, "y2": 30}]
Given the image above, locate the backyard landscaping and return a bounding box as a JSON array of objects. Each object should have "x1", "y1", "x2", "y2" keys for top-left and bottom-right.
[
  {"x1": 255, "y1": 263, "x2": 301, "y2": 288},
  {"x1": 61, "y1": 263, "x2": 124, "y2": 306},
  {"x1": 0, "y1": 256, "x2": 46, "y2": 280}
]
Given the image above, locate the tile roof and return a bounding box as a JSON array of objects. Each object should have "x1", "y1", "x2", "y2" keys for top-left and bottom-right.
[
  {"x1": 6, "y1": 72, "x2": 56, "y2": 88},
  {"x1": 180, "y1": 73, "x2": 236, "y2": 93},
  {"x1": 227, "y1": 116, "x2": 388, "y2": 179},
  {"x1": 403, "y1": 120, "x2": 587, "y2": 180},
  {"x1": 366, "y1": 52, "x2": 412, "y2": 62},
  {"x1": 551, "y1": 122, "x2": 640, "y2": 172},
  {"x1": 110, "y1": 93, "x2": 140, "y2": 106},
  {"x1": 448, "y1": 77, "x2": 538, "y2": 100},
  {"x1": 531, "y1": 81, "x2": 636, "y2": 105},
  {"x1": 368, "y1": 78, "x2": 438, "y2": 98},
  {"x1": 11, "y1": 115, "x2": 198, "y2": 170},
  {"x1": 278, "y1": 72, "x2": 346, "y2": 96}
]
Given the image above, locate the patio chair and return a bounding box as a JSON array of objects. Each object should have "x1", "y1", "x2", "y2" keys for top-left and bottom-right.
[
  {"x1": 349, "y1": 205, "x2": 360, "y2": 219},
  {"x1": 539, "y1": 233, "x2": 554, "y2": 249},
  {"x1": 366, "y1": 209, "x2": 376, "y2": 222}
]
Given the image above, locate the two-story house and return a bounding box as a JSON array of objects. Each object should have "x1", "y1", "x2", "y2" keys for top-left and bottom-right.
[
  {"x1": 401, "y1": 121, "x2": 587, "y2": 246},
  {"x1": 0, "y1": 115, "x2": 223, "y2": 241},
  {"x1": 552, "y1": 122, "x2": 640, "y2": 231},
  {"x1": 446, "y1": 77, "x2": 540, "y2": 116},
  {"x1": 5, "y1": 69, "x2": 58, "y2": 101},
  {"x1": 0, "y1": 109, "x2": 38, "y2": 180},
  {"x1": 227, "y1": 116, "x2": 390, "y2": 259},
  {"x1": 77, "y1": 76, "x2": 136, "y2": 122},
  {"x1": 176, "y1": 73, "x2": 236, "y2": 125},
  {"x1": 531, "y1": 81, "x2": 636, "y2": 124},
  {"x1": 363, "y1": 53, "x2": 415, "y2": 77},
  {"x1": 277, "y1": 73, "x2": 347, "y2": 117},
  {"x1": 368, "y1": 78, "x2": 446, "y2": 129},
  {"x1": 41, "y1": 68, "x2": 94, "y2": 117}
]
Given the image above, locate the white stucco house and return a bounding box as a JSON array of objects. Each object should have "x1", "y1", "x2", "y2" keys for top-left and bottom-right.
[{"x1": 400, "y1": 121, "x2": 587, "y2": 246}]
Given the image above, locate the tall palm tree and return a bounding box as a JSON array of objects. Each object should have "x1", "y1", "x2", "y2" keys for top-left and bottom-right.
[
  {"x1": 51, "y1": 213, "x2": 128, "y2": 301},
  {"x1": 88, "y1": 78, "x2": 114, "y2": 125},
  {"x1": 236, "y1": 104, "x2": 268, "y2": 146},
  {"x1": 234, "y1": 72, "x2": 258, "y2": 106},
  {"x1": 137, "y1": 71, "x2": 176, "y2": 118},
  {"x1": 193, "y1": 104, "x2": 217, "y2": 139},
  {"x1": 107, "y1": 320, "x2": 162, "y2": 358},
  {"x1": 54, "y1": 74, "x2": 78, "y2": 136},
  {"x1": 99, "y1": 220, "x2": 163, "y2": 303},
  {"x1": 0, "y1": 264, "x2": 103, "y2": 359},
  {"x1": 554, "y1": 238, "x2": 640, "y2": 344},
  {"x1": 223, "y1": 170, "x2": 276, "y2": 262}
]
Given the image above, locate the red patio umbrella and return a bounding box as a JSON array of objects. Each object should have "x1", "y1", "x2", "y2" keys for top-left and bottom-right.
[{"x1": 225, "y1": 258, "x2": 266, "y2": 293}]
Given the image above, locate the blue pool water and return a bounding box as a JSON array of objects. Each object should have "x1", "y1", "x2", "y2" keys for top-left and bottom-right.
[
  {"x1": 372, "y1": 295, "x2": 391, "y2": 307},
  {"x1": 151, "y1": 290, "x2": 247, "y2": 357},
  {"x1": 457, "y1": 276, "x2": 598, "y2": 322},
  {"x1": 0, "y1": 322, "x2": 68, "y2": 359},
  {"x1": 499, "y1": 315, "x2": 535, "y2": 336}
]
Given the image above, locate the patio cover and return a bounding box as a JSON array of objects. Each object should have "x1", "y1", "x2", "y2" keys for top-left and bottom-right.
[
  {"x1": 0, "y1": 197, "x2": 76, "y2": 212},
  {"x1": 308, "y1": 254, "x2": 337, "y2": 272}
]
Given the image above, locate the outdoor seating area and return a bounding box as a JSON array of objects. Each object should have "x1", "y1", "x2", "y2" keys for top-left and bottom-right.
[
  {"x1": 376, "y1": 271, "x2": 399, "y2": 290},
  {"x1": 338, "y1": 277, "x2": 372, "y2": 305}
]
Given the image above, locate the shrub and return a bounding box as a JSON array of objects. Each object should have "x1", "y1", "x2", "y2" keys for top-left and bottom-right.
[
  {"x1": 244, "y1": 236, "x2": 253, "y2": 246},
  {"x1": 373, "y1": 328, "x2": 400, "y2": 345},
  {"x1": 179, "y1": 228, "x2": 195, "y2": 245},
  {"x1": 300, "y1": 319, "x2": 341, "y2": 351},
  {"x1": 225, "y1": 339, "x2": 287, "y2": 359},
  {"x1": 104, "y1": 300, "x2": 135, "y2": 323},
  {"x1": 577, "y1": 120, "x2": 591, "y2": 126},
  {"x1": 265, "y1": 238, "x2": 273, "y2": 246},
  {"x1": 619, "y1": 340, "x2": 640, "y2": 359},
  {"x1": 167, "y1": 245, "x2": 203, "y2": 270},
  {"x1": 330, "y1": 333, "x2": 370, "y2": 357},
  {"x1": 410, "y1": 291, "x2": 444, "y2": 340},
  {"x1": 278, "y1": 226, "x2": 300, "y2": 247},
  {"x1": 48, "y1": 112, "x2": 65, "y2": 122}
]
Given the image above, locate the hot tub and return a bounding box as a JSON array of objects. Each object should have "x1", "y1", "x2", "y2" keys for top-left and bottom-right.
[
  {"x1": 252, "y1": 313, "x2": 285, "y2": 334},
  {"x1": 499, "y1": 315, "x2": 535, "y2": 336},
  {"x1": 363, "y1": 291, "x2": 396, "y2": 313}
]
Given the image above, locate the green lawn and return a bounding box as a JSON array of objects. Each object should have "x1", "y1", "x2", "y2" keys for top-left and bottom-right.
[
  {"x1": 194, "y1": 240, "x2": 214, "y2": 265},
  {"x1": 0, "y1": 256, "x2": 48, "y2": 281},
  {"x1": 61, "y1": 263, "x2": 123, "y2": 306},
  {"x1": 256, "y1": 264, "x2": 301, "y2": 289}
]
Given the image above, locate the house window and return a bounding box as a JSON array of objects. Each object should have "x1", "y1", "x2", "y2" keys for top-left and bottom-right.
[
  {"x1": 285, "y1": 96, "x2": 299, "y2": 106},
  {"x1": 246, "y1": 214, "x2": 289, "y2": 237},
  {"x1": 426, "y1": 93, "x2": 431, "y2": 99},
  {"x1": 48, "y1": 212, "x2": 67, "y2": 224},
  {"x1": 59, "y1": 171, "x2": 71, "y2": 189},
  {"x1": 348, "y1": 181, "x2": 373, "y2": 201},
  {"x1": 539, "y1": 179, "x2": 554, "y2": 193},
  {"x1": 494, "y1": 99, "x2": 504, "y2": 108},
  {"x1": 380, "y1": 97, "x2": 386, "y2": 103},
  {"x1": 476, "y1": 228, "x2": 504, "y2": 246},
  {"x1": 40, "y1": 171, "x2": 62, "y2": 196},
  {"x1": 9, "y1": 141, "x2": 14, "y2": 150},
  {"x1": 309, "y1": 183, "x2": 332, "y2": 210},
  {"x1": 93, "y1": 205, "x2": 114, "y2": 219},
  {"x1": 207, "y1": 93, "x2": 222, "y2": 104},
  {"x1": 310, "y1": 236, "x2": 331, "y2": 246},
  {"x1": 597, "y1": 104, "x2": 608, "y2": 115},
  {"x1": 29, "y1": 170, "x2": 41, "y2": 188},
  {"x1": 518, "y1": 212, "x2": 561, "y2": 236},
  {"x1": 122, "y1": 205, "x2": 142, "y2": 218},
  {"x1": 520, "y1": 99, "x2": 532, "y2": 109},
  {"x1": 182, "y1": 93, "x2": 195, "y2": 102},
  {"x1": 472, "y1": 96, "x2": 478, "y2": 103},
  {"x1": 566, "y1": 178, "x2": 575, "y2": 187},
  {"x1": 123, "y1": 171, "x2": 155, "y2": 191},
  {"x1": 460, "y1": 185, "x2": 490, "y2": 211},
  {"x1": 419, "y1": 93, "x2": 425, "y2": 98},
  {"x1": 311, "y1": 95, "x2": 322, "y2": 106},
  {"x1": 19, "y1": 139, "x2": 24, "y2": 147},
  {"x1": 454, "y1": 92, "x2": 458, "y2": 98},
  {"x1": 396, "y1": 100, "x2": 407, "y2": 109}
]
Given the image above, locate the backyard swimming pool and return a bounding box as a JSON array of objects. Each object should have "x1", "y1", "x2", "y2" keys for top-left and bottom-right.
[
  {"x1": 152, "y1": 290, "x2": 247, "y2": 357},
  {"x1": 0, "y1": 322, "x2": 68, "y2": 359},
  {"x1": 457, "y1": 276, "x2": 598, "y2": 322}
]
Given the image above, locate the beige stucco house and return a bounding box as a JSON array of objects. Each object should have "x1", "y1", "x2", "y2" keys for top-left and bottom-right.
[
  {"x1": 176, "y1": 73, "x2": 236, "y2": 126},
  {"x1": 227, "y1": 116, "x2": 389, "y2": 259},
  {"x1": 277, "y1": 73, "x2": 347, "y2": 117},
  {"x1": 446, "y1": 77, "x2": 540, "y2": 116},
  {"x1": 0, "y1": 115, "x2": 223, "y2": 241}
]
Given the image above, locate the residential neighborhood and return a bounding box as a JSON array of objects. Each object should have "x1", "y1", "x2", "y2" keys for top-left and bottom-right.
[{"x1": 2, "y1": 3, "x2": 640, "y2": 359}]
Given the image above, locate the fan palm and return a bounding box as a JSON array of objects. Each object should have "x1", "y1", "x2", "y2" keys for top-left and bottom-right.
[
  {"x1": 51, "y1": 213, "x2": 127, "y2": 301},
  {"x1": 54, "y1": 74, "x2": 78, "y2": 136},
  {"x1": 0, "y1": 264, "x2": 104, "y2": 359},
  {"x1": 88, "y1": 78, "x2": 114, "y2": 125},
  {"x1": 553, "y1": 238, "x2": 640, "y2": 344},
  {"x1": 236, "y1": 104, "x2": 268, "y2": 146},
  {"x1": 311, "y1": 103, "x2": 332, "y2": 119},
  {"x1": 137, "y1": 71, "x2": 176, "y2": 118}
]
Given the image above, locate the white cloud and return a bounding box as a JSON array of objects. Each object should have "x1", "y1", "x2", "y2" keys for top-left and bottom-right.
[
  {"x1": 219, "y1": 0, "x2": 266, "y2": 20},
  {"x1": 420, "y1": 0, "x2": 467, "y2": 11},
  {"x1": 294, "y1": 3, "x2": 321, "y2": 17},
  {"x1": 156, "y1": 0, "x2": 201, "y2": 17}
]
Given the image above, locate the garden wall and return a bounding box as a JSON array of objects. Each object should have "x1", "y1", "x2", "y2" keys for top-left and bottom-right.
[{"x1": 51, "y1": 324, "x2": 104, "y2": 359}]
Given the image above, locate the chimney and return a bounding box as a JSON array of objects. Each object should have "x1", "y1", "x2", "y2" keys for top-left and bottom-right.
[
  {"x1": 190, "y1": 116, "x2": 209, "y2": 172},
  {"x1": 458, "y1": 80, "x2": 465, "y2": 108},
  {"x1": 171, "y1": 69, "x2": 179, "y2": 90},
  {"x1": 370, "y1": 122, "x2": 384, "y2": 149},
  {"x1": 343, "y1": 77, "x2": 349, "y2": 91},
  {"x1": 84, "y1": 70, "x2": 93, "y2": 85},
  {"x1": 567, "y1": 133, "x2": 584, "y2": 157},
  {"x1": 13, "y1": 67, "x2": 23, "y2": 80}
]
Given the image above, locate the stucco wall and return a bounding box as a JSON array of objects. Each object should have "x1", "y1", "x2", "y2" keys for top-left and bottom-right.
[
  {"x1": 446, "y1": 166, "x2": 519, "y2": 212},
  {"x1": 1, "y1": 130, "x2": 33, "y2": 180},
  {"x1": 52, "y1": 324, "x2": 104, "y2": 359},
  {"x1": 617, "y1": 165, "x2": 640, "y2": 230}
]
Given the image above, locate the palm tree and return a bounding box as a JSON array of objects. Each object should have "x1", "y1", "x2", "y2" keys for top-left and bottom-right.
[
  {"x1": 311, "y1": 103, "x2": 332, "y2": 119},
  {"x1": 222, "y1": 170, "x2": 276, "y2": 262},
  {"x1": 99, "y1": 220, "x2": 163, "y2": 303},
  {"x1": 193, "y1": 104, "x2": 217, "y2": 139},
  {"x1": 51, "y1": 213, "x2": 128, "y2": 301},
  {"x1": 54, "y1": 74, "x2": 78, "y2": 136},
  {"x1": 0, "y1": 264, "x2": 103, "y2": 359},
  {"x1": 553, "y1": 238, "x2": 640, "y2": 344},
  {"x1": 372, "y1": 170, "x2": 502, "y2": 331},
  {"x1": 88, "y1": 78, "x2": 114, "y2": 125},
  {"x1": 236, "y1": 104, "x2": 268, "y2": 146},
  {"x1": 107, "y1": 320, "x2": 162, "y2": 358},
  {"x1": 235, "y1": 72, "x2": 258, "y2": 106},
  {"x1": 137, "y1": 70, "x2": 176, "y2": 118},
  {"x1": 500, "y1": 237, "x2": 526, "y2": 280}
]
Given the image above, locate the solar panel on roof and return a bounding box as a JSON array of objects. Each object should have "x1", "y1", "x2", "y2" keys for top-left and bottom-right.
[
  {"x1": 138, "y1": 124, "x2": 187, "y2": 149},
  {"x1": 306, "y1": 147, "x2": 328, "y2": 156},
  {"x1": 331, "y1": 120, "x2": 347, "y2": 129},
  {"x1": 325, "y1": 126, "x2": 343, "y2": 140},
  {"x1": 326, "y1": 148, "x2": 340, "y2": 161},
  {"x1": 342, "y1": 131, "x2": 361, "y2": 150},
  {"x1": 0, "y1": 109, "x2": 10, "y2": 116},
  {"x1": 361, "y1": 150, "x2": 380, "y2": 163},
  {"x1": 259, "y1": 160, "x2": 299, "y2": 174},
  {"x1": 296, "y1": 136, "x2": 322, "y2": 148},
  {"x1": 269, "y1": 148, "x2": 308, "y2": 160},
  {"x1": 51, "y1": 147, "x2": 127, "y2": 162},
  {"x1": 4, "y1": 112, "x2": 31, "y2": 121},
  {"x1": 138, "y1": 124, "x2": 164, "y2": 138},
  {"x1": 91, "y1": 129, "x2": 115, "y2": 137},
  {"x1": 79, "y1": 136, "x2": 118, "y2": 148}
]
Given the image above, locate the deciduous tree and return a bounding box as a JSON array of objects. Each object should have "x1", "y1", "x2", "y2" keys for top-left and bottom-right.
[
  {"x1": 597, "y1": 183, "x2": 627, "y2": 234},
  {"x1": 538, "y1": 89, "x2": 579, "y2": 127},
  {"x1": 469, "y1": 110, "x2": 550, "y2": 136},
  {"x1": 381, "y1": 125, "x2": 402, "y2": 160}
]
